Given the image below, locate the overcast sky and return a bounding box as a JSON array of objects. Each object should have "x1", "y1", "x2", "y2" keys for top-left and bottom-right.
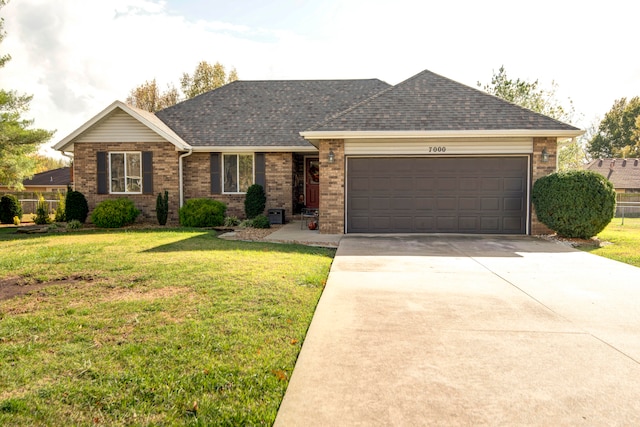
[{"x1": 3, "y1": 0, "x2": 639, "y2": 155}]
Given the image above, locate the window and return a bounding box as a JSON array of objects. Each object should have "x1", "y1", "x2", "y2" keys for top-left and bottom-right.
[
  {"x1": 109, "y1": 152, "x2": 142, "y2": 194},
  {"x1": 223, "y1": 154, "x2": 253, "y2": 193}
]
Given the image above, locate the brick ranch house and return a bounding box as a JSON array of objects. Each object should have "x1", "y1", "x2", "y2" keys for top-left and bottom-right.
[{"x1": 54, "y1": 69, "x2": 583, "y2": 235}]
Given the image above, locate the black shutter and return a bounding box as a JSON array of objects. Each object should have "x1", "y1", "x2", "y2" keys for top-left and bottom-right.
[
  {"x1": 255, "y1": 153, "x2": 265, "y2": 188},
  {"x1": 210, "y1": 153, "x2": 221, "y2": 194},
  {"x1": 142, "y1": 151, "x2": 153, "y2": 194},
  {"x1": 97, "y1": 152, "x2": 107, "y2": 194}
]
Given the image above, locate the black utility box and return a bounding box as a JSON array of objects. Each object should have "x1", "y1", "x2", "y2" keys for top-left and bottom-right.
[{"x1": 268, "y1": 208, "x2": 285, "y2": 224}]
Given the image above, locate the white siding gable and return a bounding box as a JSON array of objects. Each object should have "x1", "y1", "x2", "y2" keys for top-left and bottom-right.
[{"x1": 75, "y1": 109, "x2": 168, "y2": 144}]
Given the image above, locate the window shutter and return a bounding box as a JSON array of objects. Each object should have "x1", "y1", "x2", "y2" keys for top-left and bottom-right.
[
  {"x1": 142, "y1": 151, "x2": 153, "y2": 194},
  {"x1": 255, "y1": 153, "x2": 266, "y2": 188},
  {"x1": 210, "y1": 153, "x2": 221, "y2": 194},
  {"x1": 97, "y1": 152, "x2": 107, "y2": 194}
]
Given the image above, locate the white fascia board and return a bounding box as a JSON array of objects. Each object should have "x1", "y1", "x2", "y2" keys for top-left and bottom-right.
[
  {"x1": 190, "y1": 145, "x2": 318, "y2": 153},
  {"x1": 300, "y1": 129, "x2": 585, "y2": 141},
  {"x1": 53, "y1": 100, "x2": 191, "y2": 152}
]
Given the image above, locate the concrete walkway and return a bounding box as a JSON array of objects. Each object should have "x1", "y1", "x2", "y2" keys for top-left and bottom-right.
[
  {"x1": 264, "y1": 221, "x2": 343, "y2": 247},
  {"x1": 275, "y1": 235, "x2": 640, "y2": 426}
]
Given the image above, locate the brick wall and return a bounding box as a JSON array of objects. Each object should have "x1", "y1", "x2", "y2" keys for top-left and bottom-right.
[
  {"x1": 183, "y1": 152, "x2": 293, "y2": 219},
  {"x1": 319, "y1": 139, "x2": 345, "y2": 234},
  {"x1": 531, "y1": 137, "x2": 557, "y2": 235},
  {"x1": 73, "y1": 141, "x2": 181, "y2": 223}
]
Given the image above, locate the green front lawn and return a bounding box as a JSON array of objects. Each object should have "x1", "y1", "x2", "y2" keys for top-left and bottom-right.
[
  {"x1": 0, "y1": 228, "x2": 335, "y2": 426},
  {"x1": 583, "y1": 217, "x2": 640, "y2": 267}
]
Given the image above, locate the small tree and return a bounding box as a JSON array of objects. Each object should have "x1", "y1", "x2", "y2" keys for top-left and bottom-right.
[
  {"x1": 54, "y1": 190, "x2": 66, "y2": 222},
  {"x1": 156, "y1": 190, "x2": 169, "y2": 225},
  {"x1": 0, "y1": 194, "x2": 22, "y2": 224},
  {"x1": 244, "y1": 184, "x2": 266, "y2": 219},
  {"x1": 33, "y1": 194, "x2": 51, "y2": 225},
  {"x1": 532, "y1": 170, "x2": 616, "y2": 239}
]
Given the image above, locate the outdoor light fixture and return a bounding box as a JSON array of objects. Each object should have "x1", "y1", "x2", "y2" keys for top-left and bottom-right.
[
  {"x1": 328, "y1": 149, "x2": 335, "y2": 164},
  {"x1": 541, "y1": 147, "x2": 549, "y2": 163}
]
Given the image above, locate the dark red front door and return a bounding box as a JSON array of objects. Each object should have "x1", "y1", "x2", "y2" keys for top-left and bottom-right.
[{"x1": 305, "y1": 157, "x2": 319, "y2": 209}]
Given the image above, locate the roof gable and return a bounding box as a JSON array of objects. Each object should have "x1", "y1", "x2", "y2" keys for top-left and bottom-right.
[
  {"x1": 306, "y1": 70, "x2": 582, "y2": 135},
  {"x1": 155, "y1": 79, "x2": 391, "y2": 148},
  {"x1": 54, "y1": 101, "x2": 190, "y2": 152},
  {"x1": 585, "y1": 158, "x2": 640, "y2": 189}
]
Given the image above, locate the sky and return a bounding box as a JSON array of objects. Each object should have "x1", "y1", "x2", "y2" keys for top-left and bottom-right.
[{"x1": 2, "y1": 0, "x2": 639, "y2": 156}]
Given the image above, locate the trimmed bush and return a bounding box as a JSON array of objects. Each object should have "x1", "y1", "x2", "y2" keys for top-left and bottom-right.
[
  {"x1": 156, "y1": 190, "x2": 169, "y2": 226},
  {"x1": 252, "y1": 214, "x2": 271, "y2": 229},
  {"x1": 0, "y1": 194, "x2": 22, "y2": 224},
  {"x1": 33, "y1": 195, "x2": 52, "y2": 225},
  {"x1": 244, "y1": 184, "x2": 266, "y2": 219},
  {"x1": 91, "y1": 198, "x2": 140, "y2": 228},
  {"x1": 532, "y1": 170, "x2": 616, "y2": 239},
  {"x1": 65, "y1": 189, "x2": 89, "y2": 223},
  {"x1": 179, "y1": 198, "x2": 227, "y2": 227}
]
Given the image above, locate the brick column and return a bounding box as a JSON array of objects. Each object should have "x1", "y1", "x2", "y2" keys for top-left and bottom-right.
[
  {"x1": 319, "y1": 139, "x2": 345, "y2": 234},
  {"x1": 531, "y1": 137, "x2": 557, "y2": 235}
]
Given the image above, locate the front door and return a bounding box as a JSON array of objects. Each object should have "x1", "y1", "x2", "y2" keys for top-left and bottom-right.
[{"x1": 305, "y1": 157, "x2": 320, "y2": 209}]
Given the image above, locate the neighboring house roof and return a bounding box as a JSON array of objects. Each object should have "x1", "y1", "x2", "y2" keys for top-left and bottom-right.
[
  {"x1": 585, "y1": 158, "x2": 640, "y2": 189},
  {"x1": 302, "y1": 69, "x2": 583, "y2": 140},
  {"x1": 54, "y1": 101, "x2": 190, "y2": 152},
  {"x1": 23, "y1": 167, "x2": 72, "y2": 187},
  {"x1": 155, "y1": 79, "x2": 391, "y2": 149}
]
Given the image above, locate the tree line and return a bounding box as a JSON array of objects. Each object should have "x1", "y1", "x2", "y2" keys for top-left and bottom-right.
[{"x1": 125, "y1": 61, "x2": 238, "y2": 112}]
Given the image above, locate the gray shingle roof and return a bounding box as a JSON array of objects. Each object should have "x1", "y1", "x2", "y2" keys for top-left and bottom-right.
[
  {"x1": 309, "y1": 70, "x2": 581, "y2": 132},
  {"x1": 585, "y1": 158, "x2": 640, "y2": 190},
  {"x1": 156, "y1": 79, "x2": 391, "y2": 147},
  {"x1": 23, "y1": 167, "x2": 71, "y2": 187}
]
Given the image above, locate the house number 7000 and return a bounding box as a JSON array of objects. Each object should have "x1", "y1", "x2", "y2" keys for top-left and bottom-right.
[{"x1": 428, "y1": 146, "x2": 447, "y2": 153}]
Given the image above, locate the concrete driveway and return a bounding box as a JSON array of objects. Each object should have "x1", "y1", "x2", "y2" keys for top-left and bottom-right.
[{"x1": 275, "y1": 235, "x2": 640, "y2": 426}]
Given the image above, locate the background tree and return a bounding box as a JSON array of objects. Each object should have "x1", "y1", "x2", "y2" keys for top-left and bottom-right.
[
  {"x1": 180, "y1": 61, "x2": 238, "y2": 99},
  {"x1": 126, "y1": 79, "x2": 180, "y2": 112},
  {"x1": 30, "y1": 153, "x2": 70, "y2": 173},
  {"x1": 479, "y1": 66, "x2": 585, "y2": 170},
  {"x1": 0, "y1": 0, "x2": 54, "y2": 189},
  {"x1": 587, "y1": 97, "x2": 640, "y2": 158}
]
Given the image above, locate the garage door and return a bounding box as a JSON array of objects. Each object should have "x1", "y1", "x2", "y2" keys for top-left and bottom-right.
[{"x1": 346, "y1": 157, "x2": 528, "y2": 234}]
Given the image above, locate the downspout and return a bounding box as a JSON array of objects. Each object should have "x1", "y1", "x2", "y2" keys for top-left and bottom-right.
[
  {"x1": 178, "y1": 149, "x2": 193, "y2": 207},
  {"x1": 61, "y1": 151, "x2": 74, "y2": 190}
]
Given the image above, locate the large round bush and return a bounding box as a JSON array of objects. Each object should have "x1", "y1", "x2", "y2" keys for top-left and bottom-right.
[
  {"x1": 0, "y1": 194, "x2": 22, "y2": 224},
  {"x1": 91, "y1": 198, "x2": 140, "y2": 228},
  {"x1": 532, "y1": 170, "x2": 616, "y2": 239},
  {"x1": 179, "y1": 198, "x2": 227, "y2": 227},
  {"x1": 65, "y1": 190, "x2": 89, "y2": 223}
]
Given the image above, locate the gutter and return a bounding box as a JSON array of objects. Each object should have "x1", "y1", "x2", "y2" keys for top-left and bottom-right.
[{"x1": 178, "y1": 149, "x2": 193, "y2": 208}]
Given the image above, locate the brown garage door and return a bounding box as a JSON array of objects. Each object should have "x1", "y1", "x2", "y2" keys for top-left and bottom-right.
[{"x1": 346, "y1": 157, "x2": 528, "y2": 234}]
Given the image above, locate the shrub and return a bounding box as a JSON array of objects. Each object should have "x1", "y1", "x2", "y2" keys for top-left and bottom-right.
[
  {"x1": 156, "y1": 190, "x2": 169, "y2": 226},
  {"x1": 252, "y1": 214, "x2": 271, "y2": 229},
  {"x1": 224, "y1": 215, "x2": 240, "y2": 227},
  {"x1": 532, "y1": 170, "x2": 616, "y2": 239},
  {"x1": 54, "y1": 191, "x2": 66, "y2": 222},
  {"x1": 33, "y1": 195, "x2": 52, "y2": 225},
  {"x1": 239, "y1": 219, "x2": 253, "y2": 228},
  {"x1": 91, "y1": 198, "x2": 140, "y2": 228},
  {"x1": 0, "y1": 194, "x2": 22, "y2": 224},
  {"x1": 179, "y1": 198, "x2": 227, "y2": 227},
  {"x1": 67, "y1": 219, "x2": 81, "y2": 230},
  {"x1": 65, "y1": 189, "x2": 89, "y2": 223},
  {"x1": 13, "y1": 215, "x2": 20, "y2": 226},
  {"x1": 244, "y1": 184, "x2": 266, "y2": 219}
]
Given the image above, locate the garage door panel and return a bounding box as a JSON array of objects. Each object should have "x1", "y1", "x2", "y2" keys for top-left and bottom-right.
[{"x1": 347, "y1": 157, "x2": 527, "y2": 234}]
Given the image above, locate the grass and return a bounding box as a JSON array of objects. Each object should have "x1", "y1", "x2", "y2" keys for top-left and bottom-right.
[
  {"x1": 0, "y1": 227, "x2": 335, "y2": 426},
  {"x1": 582, "y1": 217, "x2": 640, "y2": 267}
]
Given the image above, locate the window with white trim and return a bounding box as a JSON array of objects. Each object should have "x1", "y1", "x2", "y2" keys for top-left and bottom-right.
[
  {"x1": 109, "y1": 152, "x2": 142, "y2": 194},
  {"x1": 223, "y1": 154, "x2": 254, "y2": 193}
]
